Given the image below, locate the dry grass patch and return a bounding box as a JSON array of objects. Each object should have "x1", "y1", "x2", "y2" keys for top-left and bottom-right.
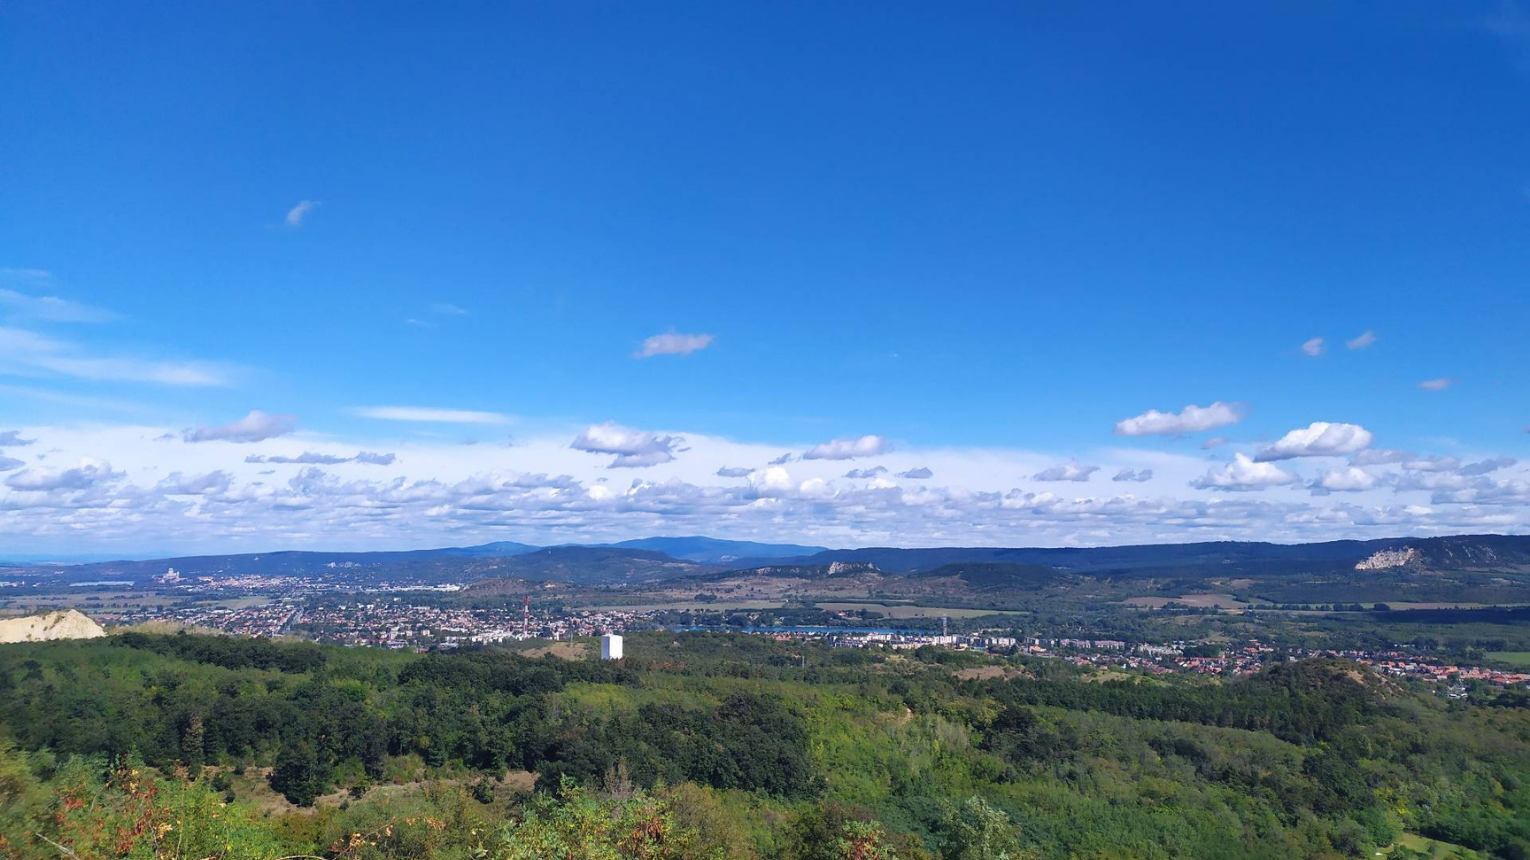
[
  {"x1": 952, "y1": 665, "x2": 1028, "y2": 681},
  {"x1": 1124, "y1": 593, "x2": 1249, "y2": 610},
  {"x1": 521, "y1": 641, "x2": 589, "y2": 660}
]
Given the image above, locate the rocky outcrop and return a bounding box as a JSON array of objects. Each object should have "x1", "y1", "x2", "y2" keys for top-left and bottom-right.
[
  {"x1": 0, "y1": 609, "x2": 107, "y2": 643},
  {"x1": 1355, "y1": 547, "x2": 1421, "y2": 571}
]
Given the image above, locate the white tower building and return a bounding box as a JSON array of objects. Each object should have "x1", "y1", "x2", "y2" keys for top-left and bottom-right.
[{"x1": 601, "y1": 633, "x2": 623, "y2": 660}]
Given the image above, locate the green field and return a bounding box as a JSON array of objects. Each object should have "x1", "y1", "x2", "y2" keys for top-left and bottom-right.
[
  {"x1": 1384, "y1": 831, "x2": 1486, "y2": 858},
  {"x1": 581, "y1": 600, "x2": 788, "y2": 612},
  {"x1": 1489, "y1": 651, "x2": 1530, "y2": 667},
  {"x1": 816, "y1": 601, "x2": 1027, "y2": 619}
]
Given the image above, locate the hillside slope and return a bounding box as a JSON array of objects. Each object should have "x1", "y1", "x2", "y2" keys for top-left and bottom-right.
[{"x1": 747, "y1": 534, "x2": 1530, "y2": 575}]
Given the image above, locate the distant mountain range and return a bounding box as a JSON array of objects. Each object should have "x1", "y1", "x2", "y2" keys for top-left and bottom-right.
[
  {"x1": 0, "y1": 536, "x2": 816, "y2": 587},
  {"x1": 607, "y1": 536, "x2": 826, "y2": 564},
  {"x1": 755, "y1": 534, "x2": 1530, "y2": 575},
  {"x1": 5, "y1": 534, "x2": 1528, "y2": 589}
]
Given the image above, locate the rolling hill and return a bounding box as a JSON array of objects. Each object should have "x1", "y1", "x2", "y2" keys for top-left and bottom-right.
[
  {"x1": 608, "y1": 536, "x2": 827, "y2": 564},
  {"x1": 10, "y1": 534, "x2": 1530, "y2": 595},
  {"x1": 738, "y1": 534, "x2": 1530, "y2": 575}
]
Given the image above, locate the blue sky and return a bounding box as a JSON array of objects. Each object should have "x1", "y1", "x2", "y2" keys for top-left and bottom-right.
[{"x1": 2, "y1": 2, "x2": 1529, "y2": 555}]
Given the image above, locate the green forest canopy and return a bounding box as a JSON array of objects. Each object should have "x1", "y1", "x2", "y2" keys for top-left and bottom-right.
[{"x1": 1, "y1": 631, "x2": 1527, "y2": 859}]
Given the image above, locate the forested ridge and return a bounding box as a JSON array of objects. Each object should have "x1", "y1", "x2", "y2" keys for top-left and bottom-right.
[{"x1": 2, "y1": 632, "x2": 1528, "y2": 859}]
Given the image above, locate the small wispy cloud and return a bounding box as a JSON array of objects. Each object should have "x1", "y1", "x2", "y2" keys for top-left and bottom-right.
[
  {"x1": 635, "y1": 331, "x2": 715, "y2": 359},
  {"x1": 285, "y1": 200, "x2": 320, "y2": 228},
  {"x1": 1346, "y1": 330, "x2": 1377, "y2": 350},
  {"x1": 354, "y1": 406, "x2": 513, "y2": 425},
  {"x1": 1112, "y1": 468, "x2": 1153, "y2": 482},
  {"x1": 244, "y1": 451, "x2": 348, "y2": 465},
  {"x1": 0, "y1": 326, "x2": 230, "y2": 386},
  {"x1": 157, "y1": 471, "x2": 234, "y2": 495},
  {"x1": 896, "y1": 466, "x2": 934, "y2": 479},
  {"x1": 1418, "y1": 378, "x2": 1454, "y2": 392},
  {"x1": 803, "y1": 435, "x2": 886, "y2": 461},
  {"x1": 1479, "y1": 3, "x2": 1530, "y2": 61},
  {"x1": 1300, "y1": 337, "x2": 1325, "y2": 357},
  {"x1": 184, "y1": 410, "x2": 297, "y2": 444},
  {"x1": 1, "y1": 268, "x2": 51, "y2": 281},
  {"x1": 407, "y1": 303, "x2": 469, "y2": 327},
  {"x1": 1115, "y1": 402, "x2": 1243, "y2": 436},
  {"x1": 245, "y1": 450, "x2": 396, "y2": 466},
  {"x1": 0, "y1": 288, "x2": 117, "y2": 324},
  {"x1": 1033, "y1": 462, "x2": 1099, "y2": 482}
]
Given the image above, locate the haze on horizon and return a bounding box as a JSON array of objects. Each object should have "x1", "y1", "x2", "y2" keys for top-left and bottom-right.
[{"x1": 2, "y1": 3, "x2": 1529, "y2": 557}]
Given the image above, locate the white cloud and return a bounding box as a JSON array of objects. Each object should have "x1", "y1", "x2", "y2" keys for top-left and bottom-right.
[
  {"x1": 183, "y1": 410, "x2": 297, "y2": 444},
  {"x1": 1314, "y1": 466, "x2": 1377, "y2": 493},
  {"x1": 1112, "y1": 468, "x2": 1153, "y2": 482},
  {"x1": 1404, "y1": 456, "x2": 1460, "y2": 472},
  {"x1": 1346, "y1": 330, "x2": 1377, "y2": 350},
  {"x1": 570, "y1": 422, "x2": 686, "y2": 468},
  {"x1": 747, "y1": 466, "x2": 794, "y2": 495},
  {"x1": 0, "y1": 326, "x2": 229, "y2": 387},
  {"x1": 798, "y1": 477, "x2": 833, "y2": 498},
  {"x1": 354, "y1": 406, "x2": 513, "y2": 425},
  {"x1": 5, "y1": 421, "x2": 1530, "y2": 554},
  {"x1": 5, "y1": 459, "x2": 122, "y2": 491},
  {"x1": 246, "y1": 451, "x2": 349, "y2": 465},
  {"x1": 803, "y1": 435, "x2": 886, "y2": 460},
  {"x1": 1201, "y1": 437, "x2": 1230, "y2": 450},
  {"x1": 716, "y1": 466, "x2": 753, "y2": 478},
  {"x1": 244, "y1": 450, "x2": 395, "y2": 466},
  {"x1": 285, "y1": 200, "x2": 320, "y2": 227},
  {"x1": 157, "y1": 471, "x2": 234, "y2": 495},
  {"x1": 1255, "y1": 422, "x2": 1373, "y2": 461},
  {"x1": 1191, "y1": 453, "x2": 1299, "y2": 491},
  {"x1": 897, "y1": 466, "x2": 934, "y2": 479},
  {"x1": 1033, "y1": 462, "x2": 1099, "y2": 482},
  {"x1": 845, "y1": 466, "x2": 887, "y2": 479},
  {"x1": 1418, "y1": 378, "x2": 1454, "y2": 392},
  {"x1": 634, "y1": 332, "x2": 715, "y2": 359},
  {"x1": 431, "y1": 303, "x2": 468, "y2": 316},
  {"x1": 1114, "y1": 402, "x2": 1243, "y2": 436},
  {"x1": 1425, "y1": 475, "x2": 1530, "y2": 506},
  {"x1": 1349, "y1": 448, "x2": 1412, "y2": 467},
  {"x1": 1301, "y1": 337, "x2": 1325, "y2": 357}
]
